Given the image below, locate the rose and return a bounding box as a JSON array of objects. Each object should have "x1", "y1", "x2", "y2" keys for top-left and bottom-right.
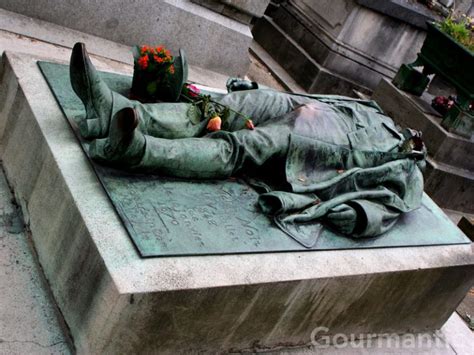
[
  {"x1": 207, "y1": 116, "x2": 222, "y2": 131},
  {"x1": 245, "y1": 119, "x2": 255, "y2": 130},
  {"x1": 187, "y1": 84, "x2": 200, "y2": 98}
]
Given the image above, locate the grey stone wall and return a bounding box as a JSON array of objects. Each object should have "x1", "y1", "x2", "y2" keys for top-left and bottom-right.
[
  {"x1": 253, "y1": 0, "x2": 434, "y2": 94},
  {"x1": 192, "y1": 0, "x2": 270, "y2": 24},
  {"x1": 224, "y1": 0, "x2": 270, "y2": 17},
  {"x1": 0, "y1": 0, "x2": 253, "y2": 76}
]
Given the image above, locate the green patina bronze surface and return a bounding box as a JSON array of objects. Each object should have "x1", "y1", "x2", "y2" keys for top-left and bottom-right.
[{"x1": 38, "y1": 61, "x2": 470, "y2": 257}]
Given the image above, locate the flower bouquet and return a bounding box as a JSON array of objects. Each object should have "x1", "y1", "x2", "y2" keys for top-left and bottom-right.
[
  {"x1": 180, "y1": 83, "x2": 255, "y2": 132},
  {"x1": 130, "y1": 45, "x2": 176, "y2": 102}
]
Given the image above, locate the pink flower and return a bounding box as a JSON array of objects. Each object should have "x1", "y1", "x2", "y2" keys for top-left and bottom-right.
[{"x1": 187, "y1": 84, "x2": 200, "y2": 97}]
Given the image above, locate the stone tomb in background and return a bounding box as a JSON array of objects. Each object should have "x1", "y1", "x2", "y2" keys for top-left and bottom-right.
[
  {"x1": 373, "y1": 78, "x2": 474, "y2": 215},
  {"x1": 0, "y1": 51, "x2": 473, "y2": 353},
  {"x1": 252, "y1": 0, "x2": 438, "y2": 95}
]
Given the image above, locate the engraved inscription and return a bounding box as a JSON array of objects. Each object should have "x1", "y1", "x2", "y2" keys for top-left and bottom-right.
[{"x1": 100, "y1": 171, "x2": 292, "y2": 255}]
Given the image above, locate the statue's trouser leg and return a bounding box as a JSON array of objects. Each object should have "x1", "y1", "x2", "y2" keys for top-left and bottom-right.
[
  {"x1": 98, "y1": 93, "x2": 207, "y2": 139},
  {"x1": 90, "y1": 89, "x2": 316, "y2": 140},
  {"x1": 214, "y1": 90, "x2": 314, "y2": 130},
  {"x1": 131, "y1": 89, "x2": 310, "y2": 138},
  {"x1": 132, "y1": 100, "x2": 208, "y2": 139},
  {"x1": 91, "y1": 122, "x2": 292, "y2": 179}
]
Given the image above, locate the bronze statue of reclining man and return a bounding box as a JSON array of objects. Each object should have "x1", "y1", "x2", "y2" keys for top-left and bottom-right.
[{"x1": 69, "y1": 42, "x2": 426, "y2": 247}]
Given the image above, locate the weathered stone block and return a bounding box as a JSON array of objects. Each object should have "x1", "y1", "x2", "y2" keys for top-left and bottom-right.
[
  {"x1": 0, "y1": 0, "x2": 252, "y2": 76},
  {"x1": 191, "y1": 0, "x2": 253, "y2": 24},
  {"x1": 223, "y1": 0, "x2": 270, "y2": 17},
  {"x1": 252, "y1": 16, "x2": 369, "y2": 95},
  {"x1": 373, "y1": 78, "x2": 474, "y2": 213},
  {"x1": 0, "y1": 52, "x2": 472, "y2": 353},
  {"x1": 392, "y1": 64, "x2": 430, "y2": 96},
  {"x1": 253, "y1": 0, "x2": 428, "y2": 93},
  {"x1": 357, "y1": 0, "x2": 441, "y2": 29},
  {"x1": 373, "y1": 78, "x2": 474, "y2": 171},
  {"x1": 441, "y1": 103, "x2": 474, "y2": 140}
]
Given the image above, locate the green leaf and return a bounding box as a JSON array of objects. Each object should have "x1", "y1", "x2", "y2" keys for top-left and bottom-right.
[
  {"x1": 203, "y1": 101, "x2": 209, "y2": 118},
  {"x1": 187, "y1": 104, "x2": 202, "y2": 124},
  {"x1": 146, "y1": 81, "x2": 157, "y2": 95},
  {"x1": 221, "y1": 107, "x2": 230, "y2": 123},
  {"x1": 220, "y1": 107, "x2": 231, "y2": 130}
]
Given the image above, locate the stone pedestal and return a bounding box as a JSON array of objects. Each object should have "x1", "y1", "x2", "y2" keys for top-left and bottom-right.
[
  {"x1": 373, "y1": 78, "x2": 474, "y2": 214},
  {"x1": 0, "y1": 0, "x2": 252, "y2": 76},
  {"x1": 252, "y1": 0, "x2": 436, "y2": 95},
  {"x1": 0, "y1": 52, "x2": 473, "y2": 353}
]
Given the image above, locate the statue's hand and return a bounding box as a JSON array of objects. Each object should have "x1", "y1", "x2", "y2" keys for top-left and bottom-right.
[
  {"x1": 226, "y1": 77, "x2": 258, "y2": 92},
  {"x1": 324, "y1": 204, "x2": 358, "y2": 235}
]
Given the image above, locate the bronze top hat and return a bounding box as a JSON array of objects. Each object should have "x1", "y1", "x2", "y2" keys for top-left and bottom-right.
[{"x1": 131, "y1": 46, "x2": 188, "y2": 103}]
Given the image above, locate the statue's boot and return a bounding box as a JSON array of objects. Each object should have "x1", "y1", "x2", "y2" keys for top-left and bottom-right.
[
  {"x1": 70, "y1": 42, "x2": 208, "y2": 141},
  {"x1": 89, "y1": 105, "x2": 234, "y2": 177},
  {"x1": 89, "y1": 107, "x2": 145, "y2": 165},
  {"x1": 70, "y1": 42, "x2": 121, "y2": 139},
  {"x1": 107, "y1": 107, "x2": 141, "y2": 154}
]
